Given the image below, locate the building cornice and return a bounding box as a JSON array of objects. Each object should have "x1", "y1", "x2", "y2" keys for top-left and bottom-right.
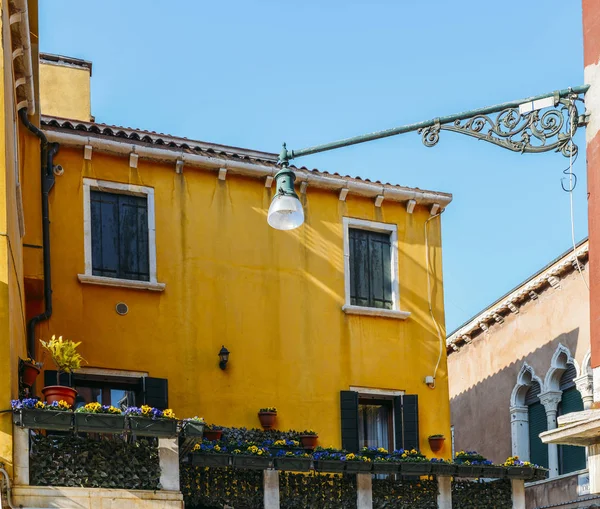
[
  {"x1": 41, "y1": 116, "x2": 453, "y2": 209},
  {"x1": 9, "y1": 0, "x2": 35, "y2": 114},
  {"x1": 447, "y1": 240, "x2": 589, "y2": 354}
]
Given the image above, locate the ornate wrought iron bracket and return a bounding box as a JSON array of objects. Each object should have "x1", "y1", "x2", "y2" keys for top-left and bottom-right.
[
  {"x1": 418, "y1": 94, "x2": 583, "y2": 157},
  {"x1": 278, "y1": 85, "x2": 590, "y2": 165}
]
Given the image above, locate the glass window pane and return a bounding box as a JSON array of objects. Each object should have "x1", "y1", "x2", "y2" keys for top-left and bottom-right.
[{"x1": 358, "y1": 403, "x2": 390, "y2": 451}]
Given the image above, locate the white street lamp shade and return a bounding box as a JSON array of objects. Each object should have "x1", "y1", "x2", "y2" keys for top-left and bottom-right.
[{"x1": 267, "y1": 194, "x2": 304, "y2": 230}]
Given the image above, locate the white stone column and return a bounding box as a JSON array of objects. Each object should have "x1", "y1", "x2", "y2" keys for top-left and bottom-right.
[
  {"x1": 158, "y1": 438, "x2": 180, "y2": 491},
  {"x1": 510, "y1": 406, "x2": 529, "y2": 460},
  {"x1": 13, "y1": 425, "x2": 29, "y2": 486},
  {"x1": 263, "y1": 469, "x2": 280, "y2": 509},
  {"x1": 436, "y1": 476, "x2": 452, "y2": 509},
  {"x1": 575, "y1": 374, "x2": 595, "y2": 410},
  {"x1": 511, "y1": 479, "x2": 525, "y2": 509},
  {"x1": 356, "y1": 473, "x2": 372, "y2": 509},
  {"x1": 539, "y1": 391, "x2": 562, "y2": 478},
  {"x1": 589, "y1": 443, "x2": 600, "y2": 494}
]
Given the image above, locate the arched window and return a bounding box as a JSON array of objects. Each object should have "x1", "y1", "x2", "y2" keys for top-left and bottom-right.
[
  {"x1": 526, "y1": 381, "x2": 548, "y2": 469},
  {"x1": 558, "y1": 364, "x2": 586, "y2": 474}
]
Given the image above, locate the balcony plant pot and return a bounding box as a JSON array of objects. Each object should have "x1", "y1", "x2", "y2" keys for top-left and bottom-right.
[
  {"x1": 456, "y1": 465, "x2": 484, "y2": 477},
  {"x1": 480, "y1": 466, "x2": 507, "y2": 478},
  {"x1": 314, "y1": 460, "x2": 345, "y2": 473},
  {"x1": 21, "y1": 363, "x2": 40, "y2": 387},
  {"x1": 258, "y1": 411, "x2": 276, "y2": 430},
  {"x1": 232, "y1": 456, "x2": 272, "y2": 469},
  {"x1": 274, "y1": 457, "x2": 312, "y2": 472},
  {"x1": 191, "y1": 454, "x2": 231, "y2": 468},
  {"x1": 204, "y1": 429, "x2": 223, "y2": 441},
  {"x1": 532, "y1": 467, "x2": 548, "y2": 481},
  {"x1": 345, "y1": 461, "x2": 373, "y2": 473},
  {"x1": 14, "y1": 409, "x2": 72, "y2": 431},
  {"x1": 372, "y1": 462, "x2": 400, "y2": 474},
  {"x1": 129, "y1": 416, "x2": 178, "y2": 437},
  {"x1": 74, "y1": 413, "x2": 126, "y2": 433},
  {"x1": 428, "y1": 435, "x2": 445, "y2": 453},
  {"x1": 400, "y1": 462, "x2": 432, "y2": 475},
  {"x1": 430, "y1": 463, "x2": 457, "y2": 476},
  {"x1": 299, "y1": 435, "x2": 318, "y2": 449},
  {"x1": 41, "y1": 385, "x2": 77, "y2": 407},
  {"x1": 506, "y1": 466, "x2": 535, "y2": 480},
  {"x1": 182, "y1": 421, "x2": 205, "y2": 438}
]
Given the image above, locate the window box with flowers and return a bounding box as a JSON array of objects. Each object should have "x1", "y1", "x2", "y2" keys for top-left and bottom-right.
[
  {"x1": 395, "y1": 449, "x2": 432, "y2": 475},
  {"x1": 312, "y1": 448, "x2": 347, "y2": 473},
  {"x1": 182, "y1": 416, "x2": 205, "y2": 438},
  {"x1": 267, "y1": 439, "x2": 304, "y2": 457},
  {"x1": 343, "y1": 453, "x2": 372, "y2": 472},
  {"x1": 273, "y1": 450, "x2": 312, "y2": 472},
  {"x1": 125, "y1": 405, "x2": 178, "y2": 437},
  {"x1": 372, "y1": 453, "x2": 400, "y2": 474},
  {"x1": 453, "y1": 450, "x2": 487, "y2": 477},
  {"x1": 74, "y1": 402, "x2": 125, "y2": 433},
  {"x1": 191, "y1": 441, "x2": 231, "y2": 467},
  {"x1": 504, "y1": 456, "x2": 536, "y2": 480},
  {"x1": 12, "y1": 398, "x2": 73, "y2": 431},
  {"x1": 429, "y1": 458, "x2": 457, "y2": 476},
  {"x1": 231, "y1": 445, "x2": 271, "y2": 469}
]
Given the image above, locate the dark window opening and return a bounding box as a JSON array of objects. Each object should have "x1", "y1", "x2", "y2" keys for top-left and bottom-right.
[
  {"x1": 349, "y1": 228, "x2": 393, "y2": 309},
  {"x1": 358, "y1": 398, "x2": 394, "y2": 451},
  {"x1": 90, "y1": 190, "x2": 150, "y2": 281}
]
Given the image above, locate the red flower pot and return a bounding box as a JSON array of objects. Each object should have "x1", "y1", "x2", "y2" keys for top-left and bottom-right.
[
  {"x1": 21, "y1": 363, "x2": 40, "y2": 387},
  {"x1": 41, "y1": 386, "x2": 77, "y2": 407},
  {"x1": 203, "y1": 429, "x2": 223, "y2": 441},
  {"x1": 299, "y1": 435, "x2": 318, "y2": 449},
  {"x1": 428, "y1": 436, "x2": 445, "y2": 453},
  {"x1": 258, "y1": 411, "x2": 277, "y2": 430}
]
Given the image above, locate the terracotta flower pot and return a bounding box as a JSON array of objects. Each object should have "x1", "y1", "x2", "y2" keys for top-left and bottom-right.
[
  {"x1": 204, "y1": 429, "x2": 223, "y2": 441},
  {"x1": 21, "y1": 363, "x2": 40, "y2": 387},
  {"x1": 41, "y1": 385, "x2": 77, "y2": 407},
  {"x1": 258, "y1": 411, "x2": 276, "y2": 430},
  {"x1": 428, "y1": 436, "x2": 445, "y2": 453},
  {"x1": 299, "y1": 434, "x2": 318, "y2": 449}
]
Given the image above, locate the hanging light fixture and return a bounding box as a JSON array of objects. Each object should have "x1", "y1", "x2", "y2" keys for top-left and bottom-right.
[{"x1": 267, "y1": 146, "x2": 304, "y2": 230}]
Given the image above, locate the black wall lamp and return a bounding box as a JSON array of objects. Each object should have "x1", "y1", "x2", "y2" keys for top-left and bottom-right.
[{"x1": 218, "y1": 346, "x2": 230, "y2": 370}]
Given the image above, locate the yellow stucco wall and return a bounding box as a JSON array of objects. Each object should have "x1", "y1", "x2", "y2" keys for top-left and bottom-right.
[
  {"x1": 39, "y1": 62, "x2": 91, "y2": 121},
  {"x1": 24, "y1": 146, "x2": 452, "y2": 456}
]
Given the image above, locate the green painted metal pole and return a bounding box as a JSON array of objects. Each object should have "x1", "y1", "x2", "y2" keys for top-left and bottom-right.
[{"x1": 279, "y1": 85, "x2": 590, "y2": 164}]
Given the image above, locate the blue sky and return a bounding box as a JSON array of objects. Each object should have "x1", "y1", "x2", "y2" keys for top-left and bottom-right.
[{"x1": 39, "y1": 1, "x2": 588, "y2": 332}]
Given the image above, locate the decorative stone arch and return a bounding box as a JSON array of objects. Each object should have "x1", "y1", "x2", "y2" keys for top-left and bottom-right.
[
  {"x1": 575, "y1": 349, "x2": 594, "y2": 409},
  {"x1": 510, "y1": 363, "x2": 543, "y2": 460},
  {"x1": 543, "y1": 344, "x2": 580, "y2": 393}
]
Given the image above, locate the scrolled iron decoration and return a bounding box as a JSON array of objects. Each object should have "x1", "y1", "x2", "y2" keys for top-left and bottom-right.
[{"x1": 419, "y1": 95, "x2": 581, "y2": 157}]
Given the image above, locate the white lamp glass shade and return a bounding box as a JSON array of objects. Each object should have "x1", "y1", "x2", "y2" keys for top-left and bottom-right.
[{"x1": 267, "y1": 193, "x2": 304, "y2": 230}]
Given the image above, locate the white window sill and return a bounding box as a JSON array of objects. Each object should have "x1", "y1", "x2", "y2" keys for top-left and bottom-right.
[
  {"x1": 342, "y1": 305, "x2": 411, "y2": 320},
  {"x1": 77, "y1": 274, "x2": 166, "y2": 292}
]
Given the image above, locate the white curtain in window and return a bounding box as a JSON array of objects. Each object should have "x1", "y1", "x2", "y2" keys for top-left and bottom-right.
[{"x1": 358, "y1": 404, "x2": 390, "y2": 450}]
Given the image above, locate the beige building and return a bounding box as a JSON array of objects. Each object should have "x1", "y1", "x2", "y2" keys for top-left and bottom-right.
[{"x1": 447, "y1": 240, "x2": 595, "y2": 508}]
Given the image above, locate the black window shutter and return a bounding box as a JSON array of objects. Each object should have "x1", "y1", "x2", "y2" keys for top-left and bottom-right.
[
  {"x1": 403, "y1": 395, "x2": 420, "y2": 450},
  {"x1": 558, "y1": 387, "x2": 586, "y2": 474},
  {"x1": 528, "y1": 402, "x2": 549, "y2": 468},
  {"x1": 340, "y1": 391, "x2": 359, "y2": 453},
  {"x1": 91, "y1": 191, "x2": 119, "y2": 278},
  {"x1": 349, "y1": 228, "x2": 393, "y2": 309},
  {"x1": 118, "y1": 195, "x2": 149, "y2": 281},
  {"x1": 394, "y1": 395, "x2": 420, "y2": 451},
  {"x1": 143, "y1": 377, "x2": 168, "y2": 409},
  {"x1": 44, "y1": 370, "x2": 72, "y2": 387}
]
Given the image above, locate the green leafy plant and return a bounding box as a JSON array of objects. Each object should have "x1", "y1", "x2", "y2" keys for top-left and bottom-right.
[
  {"x1": 39, "y1": 335, "x2": 85, "y2": 385},
  {"x1": 259, "y1": 407, "x2": 277, "y2": 413},
  {"x1": 373, "y1": 477, "x2": 438, "y2": 508},
  {"x1": 428, "y1": 434, "x2": 444, "y2": 439},
  {"x1": 451, "y1": 479, "x2": 512, "y2": 509},
  {"x1": 75, "y1": 402, "x2": 121, "y2": 414}
]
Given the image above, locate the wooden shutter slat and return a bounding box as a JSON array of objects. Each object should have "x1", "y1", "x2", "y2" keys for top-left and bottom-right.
[
  {"x1": 118, "y1": 195, "x2": 149, "y2": 281},
  {"x1": 528, "y1": 402, "x2": 549, "y2": 468},
  {"x1": 402, "y1": 395, "x2": 420, "y2": 451},
  {"x1": 349, "y1": 229, "x2": 370, "y2": 307},
  {"x1": 340, "y1": 391, "x2": 359, "y2": 453},
  {"x1": 91, "y1": 191, "x2": 119, "y2": 277},
  {"x1": 369, "y1": 235, "x2": 385, "y2": 308},
  {"x1": 393, "y1": 395, "x2": 403, "y2": 450},
  {"x1": 559, "y1": 387, "x2": 586, "y2": 474}
]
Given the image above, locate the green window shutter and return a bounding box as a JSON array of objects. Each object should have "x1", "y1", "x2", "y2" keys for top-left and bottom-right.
[
  {"x1": 393, "y1": 395, "x2": 419, "y2": 451},
  {"x1": 349, "y1": 228, "x2": 393, "y2": 309},
  {"x1": 528, "y1": 402, "x2": 549, "y2": 468},
  {"x1": 340, "y1": 391, "x2": 359, "y2": 453},
  {"x1": 559, "y1": 387, "x2": 586, "y2": 474},
  {"x1": 143, "y1": 377, "x2": 168, "y2": 410}
]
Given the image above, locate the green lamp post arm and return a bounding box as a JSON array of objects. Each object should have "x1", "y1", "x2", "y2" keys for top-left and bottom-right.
[{"x1": 279, "y1": 85, "x2": 590, "y2": 165}]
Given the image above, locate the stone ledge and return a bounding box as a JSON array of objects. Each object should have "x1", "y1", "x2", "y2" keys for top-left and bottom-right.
[
  {"x1": 13, "y1": 485, "x2": 183, "y2": 509},
  {"x1": 540, "y1": 413, "x2": 600, "y2": 446},
  {"x1": 557, "y1": 409, "x2": 600, "y2": 426}
]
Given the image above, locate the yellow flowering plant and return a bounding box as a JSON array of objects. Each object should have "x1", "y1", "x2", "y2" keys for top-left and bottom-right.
[
  {"x1": 74, "y1": 402, "x2": 122, "y2": 415},
  {"x1": 503, "y1": 456, "x2": 533, "y2": 467},
  {"x1": 39, "y1": 335, "x2": 85, "y2": 384},
  {"x1": 232, "y1": 445, "x2": 269, "y2": 456}
]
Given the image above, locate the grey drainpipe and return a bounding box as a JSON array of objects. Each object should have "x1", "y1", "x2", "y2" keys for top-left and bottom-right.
[{"x1": 18, "y1": 108, "x2": 58, "y2": 357}]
